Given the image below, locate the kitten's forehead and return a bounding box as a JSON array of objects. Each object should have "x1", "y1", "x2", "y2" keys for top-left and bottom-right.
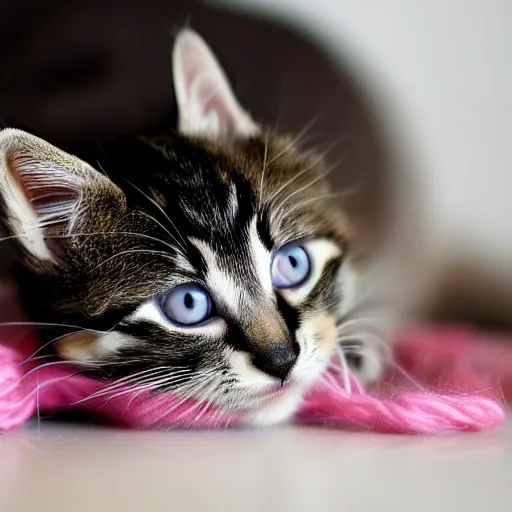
[
  {"x1": 133, "y1": 135, "x2": 258, "y2": 241},
  {"x1": 128, "y1": 133, "x2": 348, "y2": 248},
  {"x1": 189, "y1": 216, "x2": 274, "y2": 314}
]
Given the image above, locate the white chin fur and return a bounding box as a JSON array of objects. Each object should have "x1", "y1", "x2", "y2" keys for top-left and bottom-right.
[
  {"x1": 227, "y1": 342, "x2": 328, "y2": 427},
  {"x1": 242, "y1": 386, "x2": 306, "y2": 427}
]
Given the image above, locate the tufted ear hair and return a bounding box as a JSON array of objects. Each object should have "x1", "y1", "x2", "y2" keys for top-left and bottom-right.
[
  {"x1": 0, "y1": 128, "x2": 125, "y2": 265},
  {"x1": 172, "y1": 29, "x2": 260, "y2": 143}
]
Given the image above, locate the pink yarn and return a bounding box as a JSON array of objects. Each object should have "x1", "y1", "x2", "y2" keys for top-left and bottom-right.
[
  {"x1": 298, "y1": 376, "x2": 505, "y2": 434},
  {"x1": 0, "y1": 345, "x2": 36, "y2": 430},
  {"x1": 0, "y1": 335, "x2": 239, "y2": 430},
  {"x1": 0, "y1": 326, "x2": 508, "y2": 433},
  {"x1": 37, "y1": 369, "x2": 240, "y2": 429}
]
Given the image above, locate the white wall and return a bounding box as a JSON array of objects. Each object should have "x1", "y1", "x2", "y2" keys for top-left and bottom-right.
[{"x1": 214, "y1": 0, "x2": 511, "y2": 275}]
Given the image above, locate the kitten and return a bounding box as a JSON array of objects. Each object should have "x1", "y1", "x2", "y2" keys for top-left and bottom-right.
[{"x1": 0, "y1": 30, "x2": 385, "y2": 426}]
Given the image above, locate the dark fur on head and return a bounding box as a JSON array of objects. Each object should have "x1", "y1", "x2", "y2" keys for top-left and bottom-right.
[{"x1": 0, "y1": 30, "x2": 380, "y2": 425}]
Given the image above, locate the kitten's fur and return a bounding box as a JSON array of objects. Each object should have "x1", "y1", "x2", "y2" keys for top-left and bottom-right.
[{"x1": 0, "y1": 30, "x2": 384, "y2": 425}]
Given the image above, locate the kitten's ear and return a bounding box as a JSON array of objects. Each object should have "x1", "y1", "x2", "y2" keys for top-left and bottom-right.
[
  {"x1": 172, "y1": 29, "x2": 259, "y2": 143},
  {"x1": 0, "y1": 129, "x2": 125, "y2": 264}
]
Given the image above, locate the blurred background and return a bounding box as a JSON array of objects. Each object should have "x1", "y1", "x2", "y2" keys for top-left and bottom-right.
[{"x1": 0, "y1": 0, "x2": 510, "y2": 329}]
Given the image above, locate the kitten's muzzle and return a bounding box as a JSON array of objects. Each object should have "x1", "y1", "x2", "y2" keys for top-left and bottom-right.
[{"x1": 250, "y1": 341, "x2": 300, "y2": 382}]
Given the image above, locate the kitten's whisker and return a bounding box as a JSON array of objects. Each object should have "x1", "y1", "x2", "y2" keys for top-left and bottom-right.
[
  {"x1": 67, "y1": 204, "x2": 89, "y2": 235},
  {"x1": 193, "y1": 382, "x2": 223, "y2": 423},
  {"x1": 264, "y1": 151, "x2": 326, "y2": 206},
  {"x1": 386, "y1": 360, "x2": 425, "y2": 392},
  {"x1": 337, "y1": 300, "x2": 389, "y2": 326},
  {"x1": 135, "y1": 210, "x2": 187, "y2": 255},
  {"x1": 162, "y1": 372, "x2": 217, "y2": 418},
  {"x1": 179, "y1": 383, "x2": 215, "y2": 421},
  {"x1": 337, "y1": 348, "x2": 352, "y2": 394},
  {"x1": 99, "y1": 367, "x2": 194, "y2": 393},
  {"x1": 278, "y1": 188, "x2": 357, "y2": 220},
  {"x1": 80, "y1": 367, "x2": 175, "y2": 400},
  {"x1": 20, "y1": 360, "x2": 92, "y2": 381},
  {"x1": 122, "y1": 384, "x2": 157, "y2": 413},
  {"x1": 322, "y1": 369, "x2": 349, "y2": 395},
  {"x1": 0, "y1": 321, "x2": 108, "y2": 333},
  {"x1": 99, "y1": 274, "x2": 125, "y2": 313},
  {"x1": 336, "y1": 318, "x2": 390, "y2": 345},
  {"x1": 258, "y1": 136, "x2": 269, "y2": 212},
  {"x1": 169, "y1": 373, "x2": 218, "y2": 423},
  {"x1": 22, "y1": 330, "x2": 85, "y2": 364},
  {"x1": 193, "y1": 374, "x2": 220, "y2": 404},
  {"x1": 337, "y1": 332, "x2": 388, "y2": 349},
  {"x1": 81, "y1": 378, "x2": 165, "y2": 405},
  {"x1": 82, "y1": 373, "x2": 170, "y2": 401},
  {"x1": 95, "y1": 159, "x2": 109, "y2": 178},
  {"x1": 96, "y1": 367, "x2": 194, "y2": 393},
  {"x1": 23, "y1": 354, "x2": 144, "y2": 369},
  {"x1": 20, "y1": 372, "x2": 83, "y2": 406},
  {"x1": 95, "y1": 373, "x2": 193, "y2": 407},
  {"x1": 90, "y1": 249, "x2": 176, "y2": 273},
  {"x1": 57, "y1": 230, "x2": 177, "y2": 253},
  {"x1": 137, "y1": 372, "x2": 195, "y2": 391},
  {"x1": 265, "y1": 115, "x2": 321, "y2": 168},
  {"x1": 99, "y1": 259, "x2": 161, "y2": 312},
  {"x1": 273, "y1": 157, "x2": 342, "y2": 215},
  {"x1": 299, "y1": 135, "x2": 344, "y2": 159},
  {"x1": 124, "y1": 179, "x2": 188, "y2": 250},
  {"x1": 169, "y1": 370, "x2": 216, "y2": 398},
  {"x1": 337, "y1": 262, "x2": 393, "y2": 324},
  {"x1": 337, "y1": 317, "x2": 386, "y2": 332}
]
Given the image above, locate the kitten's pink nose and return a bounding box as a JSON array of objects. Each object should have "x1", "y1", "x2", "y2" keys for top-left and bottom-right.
[{"x1": 251, "y1": 342, "x2": 300, "y2": 382}]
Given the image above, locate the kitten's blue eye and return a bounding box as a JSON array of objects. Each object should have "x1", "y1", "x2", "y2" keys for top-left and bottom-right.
[
  {"x1": 161, "y1": 284, "x2": 213, "y2": 326},
  {"x1": 271, "y1": 244, "x2": 310, "y2": 289}
]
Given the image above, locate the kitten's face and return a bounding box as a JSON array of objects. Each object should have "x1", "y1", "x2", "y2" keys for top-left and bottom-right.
[{"x1": 0, "y1": 30, "x2": 359, "y2": 425}]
